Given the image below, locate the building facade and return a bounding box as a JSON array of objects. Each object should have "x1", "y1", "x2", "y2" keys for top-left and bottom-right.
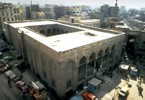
[
  {"x1": 0, "y1": 3, "x2": 23, "y2": 29},
  {"x1": 4, "y1": 20, "x2": 125, "y2": 97}
]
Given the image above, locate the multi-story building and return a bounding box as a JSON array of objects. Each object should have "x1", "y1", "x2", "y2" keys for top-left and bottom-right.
[
  {"x1": 54, "y1": 5, "x2": 68, "y2": 19},
  {"x1": 4, "y1": 20, "x2": 125, "y2": 98},
  {"x1": 100, "y1": 4, "x2": 109, "y2": 17},
  {"x1": 58, "y1": 15, "x2": 100, "y2": 27},
  {"x1": 79, "y1": 19, "x2": 100, "y2": 28},
  {"x1": 108, "y1": 6, "x2": 119, "y2": 17},
  {"x1": 41, "y1": 4, "x2": 55, "y2": 19},
  {"x1": 0, "y1": 3, "x2": 23, "y2": 35},
  {"x1": 25, "y1": 4, "x2": 45, "y2": 20},
  {"x1": 115, "y1": 19, "x2": 145, "y2": 57},
  {"x1": 58, "y1": 15, "x2": 82, "y2": 23}
]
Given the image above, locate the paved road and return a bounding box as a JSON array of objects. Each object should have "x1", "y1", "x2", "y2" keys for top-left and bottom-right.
[
  {"x1": 0, "y1": 71, "x2": 35, "y2": 100},
  {"x1": 0, "y1": 74, "x2": 24, "y2": 100},
  {"x1": 97, "y1": 63, "x2": 145, "y2": 100}
]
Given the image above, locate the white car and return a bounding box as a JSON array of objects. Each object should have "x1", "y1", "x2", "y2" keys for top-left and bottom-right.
[
  {"x1": 5, "y1": 70, "x2": 16, "y2": 80},
  {"x1": 5, "y1": 70, "x2": 21, "y2": 82}
]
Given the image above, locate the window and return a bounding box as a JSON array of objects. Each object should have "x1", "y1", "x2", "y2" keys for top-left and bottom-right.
[
  {"x1": 17, "y1": 9, "x2": 19, "y2": 13},
  {"x1": 11, "y1": 12, "x2": 13, "y2": 16},
  {"x1": 52, "y1": 28, "x2": 56, "y2": 34},
  {"x1": 67, "y1": 80, "x2": 71, "y2": 88}
]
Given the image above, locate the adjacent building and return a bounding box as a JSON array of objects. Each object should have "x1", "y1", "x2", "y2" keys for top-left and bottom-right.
[
  {"x1": 4, "y1": 20, "x2": 125, "y2": 98},
  {"x1": 115, "y1": 19, "x2": 145, "y2": 57},
  {"x1": 79, "y1": 19, "x2": 100, "y2": 28},
  {"x1": 54, "y1": 5, "x2": 68, "y2": 19},
  {"x1": 0, "y1": 3, "x2": 23, "y2": 35}
]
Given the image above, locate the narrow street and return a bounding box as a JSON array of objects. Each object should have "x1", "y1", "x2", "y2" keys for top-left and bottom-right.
[{"x1": 0, "y1": 73, "x2": 30, "y2": 100}]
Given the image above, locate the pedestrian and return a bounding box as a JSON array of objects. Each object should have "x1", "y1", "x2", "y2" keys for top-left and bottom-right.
[
  {"x1": 22, "y1": 85, "x2": 27, "y2": 99},
  {"x1": 8, "y1": 77, "x2": 11, "y2": 88}
]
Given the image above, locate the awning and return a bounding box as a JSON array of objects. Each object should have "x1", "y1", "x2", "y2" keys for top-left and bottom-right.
[{"x1": 88, "y1": 78, "x2": 102, "y2": 87}]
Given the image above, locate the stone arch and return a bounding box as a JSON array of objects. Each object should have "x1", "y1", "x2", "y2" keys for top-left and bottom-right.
[
  {"x1": 88, "y1": 53, "x2": 96, "y2": 67},
  {"x1": 87, "y1": 53, "x2": 96, "y2": 77},
  {"x1": 47, "y1": 29, "x2": 51, "y2": 34},
  {"x1": 96, "y1": 50, "x2": 103, "y2": 71},
  {"x1": 79, "y1": 56, "x2": 87, "y2": 65},
  {"x1": 78, "y1": 56, "x2": 87, "y2": 82},
  {"x1": 57, "y1": 28, "x2": 60, "y2": 34},
  {"x1": 98, "y1": 50, "x2": 103, "y2": 57},
  {"x1": 103, "y1": 47, "x2": 110, "y2": 61},
  {"x1": 109, "y1": 45, "x2": 115, "y2": 58},
  {"x1": 52, "y1": 28, "x2": 56, "y2": 34},
  {"x1": 39, "y1": 29, "x2": 45, "y2": 34},
  {"x1": 105, "y1": 47, "x2": 110, "y2": 54}
]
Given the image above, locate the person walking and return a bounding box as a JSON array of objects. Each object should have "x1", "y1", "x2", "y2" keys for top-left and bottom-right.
[
  {"x1": 8, "y1": 77, "x2": 11, "y2": 88},
  {"x1": 22, "y1": 85, "x2": 28, "y2": 99}
]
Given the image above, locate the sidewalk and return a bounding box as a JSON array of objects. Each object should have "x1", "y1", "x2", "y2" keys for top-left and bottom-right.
[{"x1": 95, "y1": 70, "x2": 121, "y2": 99}]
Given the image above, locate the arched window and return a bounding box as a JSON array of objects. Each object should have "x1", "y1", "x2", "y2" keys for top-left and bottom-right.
[
  {"x1": 110, "y1": 45, "x2": 115, "y2": 58},
  {"x1": 98, "y1": 50, "x2": 103, "y2": 57},
  {"x1": 111, "y1": 45, "x2": 115, "y2": 51},
  {"x1": 87, "y1": 53, "x2": 96, "y2": 77},
  {"x1": 79, "y1": 56, "x2": 87, "y2": 66},
  {"x1": 88, "y1": 53, "x2": 96, "y2": 67},
  {"x1": 78, "y1": 56, "x2": 87, "y2": 81},
  {"x1": 57, "y1": 29, "x2": 59, "y2": 33},
  {"x1": 105, "y1": 47, "x2": 110, "y2": 54},
  {"x1": 39, "y1": 30, "x2": 45, "y2": 34},
  {"x1": 52, "y1": 28, "x2": 56, "y2": 34},
  {"x1": 47, "y1": 29, "x2": 51, "y2": 34}
]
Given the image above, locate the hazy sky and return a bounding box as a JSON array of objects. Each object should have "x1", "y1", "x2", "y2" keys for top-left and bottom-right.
[{"x1": 3, "y1": 0, "x2": 145, "y2": 9}]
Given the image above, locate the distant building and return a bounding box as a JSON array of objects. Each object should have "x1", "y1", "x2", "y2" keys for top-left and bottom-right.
[
  {"x1": 4, "y1": 20, "x2": 125, "y2": 98},
  {"x1": 100, "y1": 4, "x2": 119, "y2": 18},
  {"x1": 79, "y1": 19, "x2": 100, "y2": 27},
  {"x1": 58, "y1": 15, "x2": 100, "y2": 27},
  {"x1": 0, "y1": 2, "x2": 23, "y2": 34},
  {"x1": 54, "y1": 5, "x2": 68, "y2": 19},
  {"x1": 115, "y1": 19, "x2": 145, "y2": 56},
  {"x1": 58, "y1": 15, "x2": 81, "y2": 23},
  {"x1": 41, "y1": 4, "x2": 55, "y2": 19},
  {"x1": 109, "y1": 6, "x2": 119, "y2": 17},
  {"x1": 100, "y1": 4, "x2": 109, "y2": 17},
  {"x1": 25, "y1": 4, "x2": 45, "y2": 20}
]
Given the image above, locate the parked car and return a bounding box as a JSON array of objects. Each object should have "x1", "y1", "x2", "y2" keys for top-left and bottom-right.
[
  {"x1": 5, "y1": 70, "x2": 17, "y2": 80},
  {"x1": 5, "y1": 69, "x2": 22, "y2": 82},
  {"x1": 1, "y1": 56, "x2": 13, "y2": 64},
  {"x1": 0, "y1": 64, "x2": 11, "y2": 73},
  {"x1": 16, "y1": 80, "x2": 27, "y2": 91},
  {"x1": 129, "y1": 67, "x2": 138, "y2": 77}
]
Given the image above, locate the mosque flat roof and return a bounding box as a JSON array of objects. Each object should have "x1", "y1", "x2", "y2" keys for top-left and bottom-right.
[{"x1": 9, "y1": 21, "x2": 123, "y2": 52}]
